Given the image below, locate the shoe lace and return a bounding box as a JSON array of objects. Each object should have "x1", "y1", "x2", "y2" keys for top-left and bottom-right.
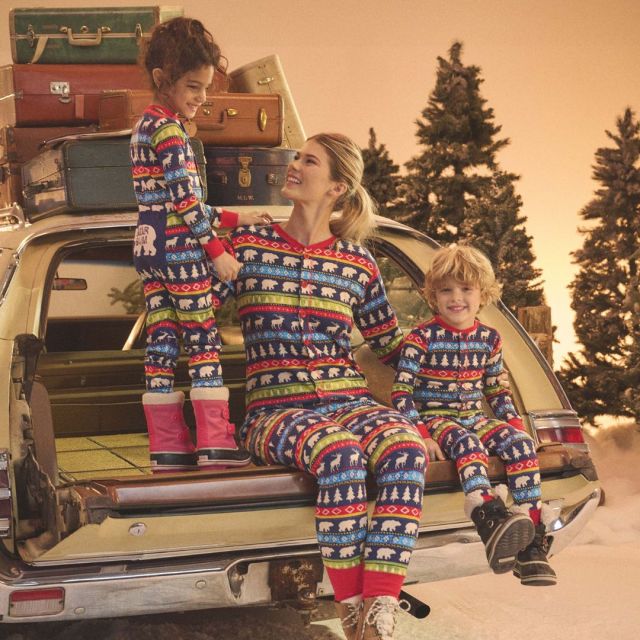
[
  {"x1": 364, "y1": 597, "x2": 399, "y2": 639},
  {"x1": 340, "y1": 602, "x2": 360, "y2": 631}
]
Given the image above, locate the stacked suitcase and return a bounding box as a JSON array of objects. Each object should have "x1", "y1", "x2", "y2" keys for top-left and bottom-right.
[
  {"x1": 2, "y1": 6, "x2": 176, "y2": 213},
  {"x1": 4, "y1": 6, "x2": 306, "y2": 218}
]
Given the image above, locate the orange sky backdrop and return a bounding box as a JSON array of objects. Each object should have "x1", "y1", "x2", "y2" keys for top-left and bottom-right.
[{"x1": 2, "y1": 0, "x2": 639, "y2": 365}]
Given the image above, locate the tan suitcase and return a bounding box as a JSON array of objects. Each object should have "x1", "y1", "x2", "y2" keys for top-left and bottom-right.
[
  {"x1": 99, "y1": 89, "x2": 283, "y2": 146},
  {"x1": 229, "y1": 54, "x2": 305, "y2": 149}
]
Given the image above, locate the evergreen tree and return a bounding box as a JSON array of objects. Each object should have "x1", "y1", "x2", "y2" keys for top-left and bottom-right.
[
  {"x1": 401, "y1": 41, "x2": 508, "y2": 242},
  {"x1": 462, "y1": 171, "x2": 544, "y2": 311},
  {"x1": 361, "y1": 127, "x2": 401, "y2": 217},
  {"x1": 400, "y1": 41, "x2": 544, "y2": 311},
  {"x1": 559, "y1": 108, "x2": 640, "y2": 423}
]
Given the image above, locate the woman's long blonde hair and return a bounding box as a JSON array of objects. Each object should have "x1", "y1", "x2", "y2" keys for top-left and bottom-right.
[{"x1": 308, "y1": 133, "x2": 377, "y2": 243}]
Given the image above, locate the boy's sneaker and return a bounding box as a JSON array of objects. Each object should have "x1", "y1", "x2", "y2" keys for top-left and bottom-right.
[
  {"x1": 470, "y1": 496, "x2": 535, "y2": 574},
  {"x1": 513, "y1": 523, "x2": 558, "y2": 586}
]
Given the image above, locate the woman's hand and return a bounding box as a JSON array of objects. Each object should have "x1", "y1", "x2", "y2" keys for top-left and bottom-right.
[
  {"x1": 424, "y1": 438, "x2": 445, "y2": 462},
  {"x1": 238, "y1": 210, "x2": 273, "y2": 226},
  {"x1": 212, "y1": 252, "x2": 243, "y2": 281}
]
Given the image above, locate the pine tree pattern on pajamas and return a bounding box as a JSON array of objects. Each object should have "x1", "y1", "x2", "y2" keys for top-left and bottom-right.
[
  {"x1": 131, "y1": 104, "x2": 233, "y2": 390},
  {"x1": 210, "y1": 224, "x2": 428, "y2": 598},
  {"x1": 392, "y1": 317, "x2": 542, "y2": 518}
]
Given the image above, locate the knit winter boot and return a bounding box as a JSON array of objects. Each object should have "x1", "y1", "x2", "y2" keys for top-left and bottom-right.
[
  {"x1": 513, "y1": 523, "x2": 557, "y2": 586},
  {"x1": 356, "y1": 596, "x2": 399, "y2": 640},
  {"x1": 190, "y1": 387, "x2": 251, "y2": 468},
  {"x1": 142, "y1": 391, "x2": 197, "y2": 471},
  {"x1": 467, "y1": 491, "x2": 535, "y2": 574}
]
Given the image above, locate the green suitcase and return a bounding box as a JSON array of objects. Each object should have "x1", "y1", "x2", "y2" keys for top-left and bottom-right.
[
  {"x1": 21, "y1": 133, "x2": 207, "y2": 221},
  {"x1": 10, "y1": 6, "x2": 183, "y2": 65}
]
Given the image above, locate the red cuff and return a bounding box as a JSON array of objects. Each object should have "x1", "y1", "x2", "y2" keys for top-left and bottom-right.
[
  {"x1": 220, "y1": 209, "x2": 239, "y2": 227},
  {"x1": 417, "y1": 423, "x2": 430, "y2": 439},
  {"x1": 204, "y1": 237, "x2": 226, "y2": 259},
  {"x1": 507, "y1": 417, "x2": 525, "y2": 431}
]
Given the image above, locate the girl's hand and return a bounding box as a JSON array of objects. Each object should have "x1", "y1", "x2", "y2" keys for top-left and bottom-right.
[
  {"x1": 212, "y1": 252, "x2": 243, "y2": 281},
  {"x1": 238, "y1": 210, "x2": 273, "y2": 226},
  {"x1": 424, "y1": 438, "x2": 445, "y2": 462}
]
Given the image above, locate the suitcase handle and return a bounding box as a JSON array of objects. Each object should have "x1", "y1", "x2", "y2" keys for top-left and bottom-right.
[
  {"x1": 59, "y1": 25, "x2": 111, "y2": 47},
  {"x1": 23, "y1": 181, "x2": 56, "y2": 198},
  {"x1": 196, "y1": 108, "x2": 230, "y2": 132}
]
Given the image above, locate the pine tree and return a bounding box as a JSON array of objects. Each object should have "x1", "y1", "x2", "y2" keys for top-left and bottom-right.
[
  {"x1": 361, "y1": 127, "x2": 401, "y2": 217},
  {"x1": 461, "y1": 171, "x2": 544, "y2": 311},
  {"x1": 559, "y1": 108, "x2": 640, "y2": 423},
  {"x1": 401, "y1": 42, "x2": 508, "y2": 242},
  {"x1": 401, "y1": 41, "x2": 544, "y2": 311}
]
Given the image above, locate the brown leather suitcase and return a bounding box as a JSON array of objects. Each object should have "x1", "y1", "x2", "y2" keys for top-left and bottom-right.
[
  {"x1": 99, "y1": 89, "x2": 283, "y2": 146},
  {"x1": 0, "y1": 64, "x2": 148, "y2": 126},
  {"x1": 0, "y1": 125, "x2": 98, "y2": 165},
  {"x1": 0, "y1": 124, "x2": 98, "y2": 208}
]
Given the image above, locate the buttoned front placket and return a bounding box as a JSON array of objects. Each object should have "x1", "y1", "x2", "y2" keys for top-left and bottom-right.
[{"x1": 274, "y1": 224, "x2": 337, "y2": 402}]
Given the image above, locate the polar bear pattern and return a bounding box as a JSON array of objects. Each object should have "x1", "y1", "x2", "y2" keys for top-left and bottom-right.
[
  {"x1": 134, "y1": 224, "x2": 157, "y2": 256},
  {"x1": 132, "y1": 105, "x2": 228, "y2": 392}
]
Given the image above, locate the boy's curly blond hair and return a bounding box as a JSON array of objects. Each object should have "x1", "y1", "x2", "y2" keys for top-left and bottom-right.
[{"x1": 423, "y1": 244, "x2": 502, "y2": 311}]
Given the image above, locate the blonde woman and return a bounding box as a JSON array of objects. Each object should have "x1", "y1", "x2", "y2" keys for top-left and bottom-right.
[{"x1": 211, "y1": 133, "x2": 439, "y2": 639}]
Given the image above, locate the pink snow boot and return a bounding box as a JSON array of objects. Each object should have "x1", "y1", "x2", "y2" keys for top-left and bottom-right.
[
  {"x1": 142, "y1": 391, "x2": 197, "y2": 471},
  {"x1": 190, "y1": 387, "x2": 251, "y2": 468}
]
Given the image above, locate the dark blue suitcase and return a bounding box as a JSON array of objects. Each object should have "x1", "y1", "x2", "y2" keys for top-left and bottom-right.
[{"x1": 204, "y1": 146, "x2": 295, "y2": 206}]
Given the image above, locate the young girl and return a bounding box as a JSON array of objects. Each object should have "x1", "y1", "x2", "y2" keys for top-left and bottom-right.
[
  {"x1": 392, "y1": 244, "x2": 557, "y2": 586},
  {"x1": 131, "y1": 17, "x2": 270, "y2": 471}
]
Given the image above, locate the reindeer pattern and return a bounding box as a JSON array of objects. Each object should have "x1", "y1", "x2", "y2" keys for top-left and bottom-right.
[{"x1": 131, "y1": 104, "x2": 233, "y2": 391}]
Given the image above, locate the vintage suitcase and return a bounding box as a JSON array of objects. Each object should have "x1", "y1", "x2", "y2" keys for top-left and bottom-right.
[
  {"x1": 0, "y1": 125, "x2": 98, "y2": 165},
  {"x1": 21, "y1": 133, "x2": 207, "y2": 220},
  {"x1": 204, "y1": 146, "x2": 295, "y2": 207},
  {"x1": 0, "y1": 64, "x2": 148, "y2": 126},
  {"x1": 0, "y1": 124, "x2": 98, "y2": 208},
  {"x1": 229, "y1": 55, "x2": 306, "y2": 149},
  {"x1": 10, "y1": 6, "x2": 183, "y2": 65},
  {"x1": 99, "y1": 89, "x2": 283, "y2": 146}
]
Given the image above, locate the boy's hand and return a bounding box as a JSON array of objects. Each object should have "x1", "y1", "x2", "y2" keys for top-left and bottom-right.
[
  {"x1": 212, "y1": 251, "x2": 243, "y2": 281},
  {"x1": 424, "y1": 438, "x2": 445, "y2": 462},
  {"x1": 238, "y1": 210, "x2": 273, "y2": 226},
  {"x1": 498, "y1": 370, "x2": 510, "y2": 388}
]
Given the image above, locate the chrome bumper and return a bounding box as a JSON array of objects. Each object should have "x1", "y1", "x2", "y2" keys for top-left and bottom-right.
[{"x1": 0, "y1": 489, "x2": 600, "y2": 623}]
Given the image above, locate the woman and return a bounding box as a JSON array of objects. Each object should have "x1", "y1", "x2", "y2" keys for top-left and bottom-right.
[{"x1": 212, "y1": 133, "x2": 440, "y2": 640}]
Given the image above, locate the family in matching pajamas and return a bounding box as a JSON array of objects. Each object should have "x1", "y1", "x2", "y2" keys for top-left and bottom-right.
[{"x1": 132, "y1": 46, "x2": 553, "y2": 635}]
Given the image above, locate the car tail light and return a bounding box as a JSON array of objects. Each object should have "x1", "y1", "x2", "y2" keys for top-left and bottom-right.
[
  {"x1": 9, "y1": 588, "x2": 65, "y2": 618},
  {"x1": 528, "y1": 410, "x2": 588, "y2": 450},
  {"x1": 536, "y1": 426, "x2": 585, "y2": 444}
]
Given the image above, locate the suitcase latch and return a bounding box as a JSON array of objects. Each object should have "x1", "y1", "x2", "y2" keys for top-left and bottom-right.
[
  {"x1": 50, "y1": 82, "x2": 71, "y2": 103},
  {"x1": 258, "y1": 108, "x2": 268, "y2": 132},
  {"x1": 238, "y1": 157, "x2": 252, "y2": 188}
]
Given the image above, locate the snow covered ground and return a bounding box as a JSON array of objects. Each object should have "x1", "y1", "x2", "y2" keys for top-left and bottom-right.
[{"x1": 6, "y1": 424, "x2": 639, "y2": 640}]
